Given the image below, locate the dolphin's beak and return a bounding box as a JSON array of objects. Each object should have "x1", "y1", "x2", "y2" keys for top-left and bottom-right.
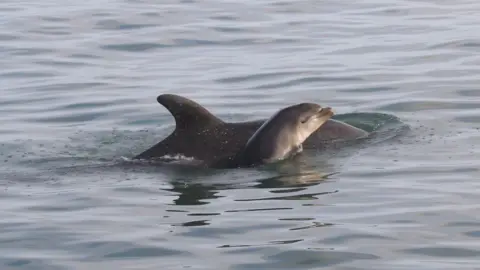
[{"x1": 316, "y1": 107, "x2": 334, "y2": 118}]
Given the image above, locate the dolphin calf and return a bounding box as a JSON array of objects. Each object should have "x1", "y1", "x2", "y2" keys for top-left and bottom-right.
[
  {"x1": 210, "y1": 103, "x2": 334, "y2": 168},
  {"x1": 134, "y1": 94, "x2": 368, "y2": 163}
]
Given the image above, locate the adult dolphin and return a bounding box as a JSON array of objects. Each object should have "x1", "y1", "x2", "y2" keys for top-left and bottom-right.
[{"x1": 134, "y1": 94, "x2": 368, "y2": 163}]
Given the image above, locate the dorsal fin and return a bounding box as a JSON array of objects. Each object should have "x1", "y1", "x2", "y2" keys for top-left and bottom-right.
[{"x1": 156, "y1": 94, "x2": 224, "y2": 130}]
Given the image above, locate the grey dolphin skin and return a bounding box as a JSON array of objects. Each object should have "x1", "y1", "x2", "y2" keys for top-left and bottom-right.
[
  {"x1": 134, "y1": 94, "x2": 368, "y2": 164},
  {"x1": 211, "y1": 103, "x2": 334, "y2": 168}
]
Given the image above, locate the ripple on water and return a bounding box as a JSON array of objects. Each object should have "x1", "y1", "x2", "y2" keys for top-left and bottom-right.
[
  {"x1": 94, "y1": 19, "x2": 157, "y2": 31},
  {"x1": 235, "y1": 249, "x2": 380, "y2": 269},
  {"x1": 401, "y1": 246, "x2": 480, "y2": 258},
  {"x1": 251, "y1": 76, "x2": 363, "y2": 90},
  {"x1": 0, "y1": 34, "x2": 20, "y2": 41},
  {"x1": 455, "y1": 115, "x2": 480, "y2": 124},
  {"x1": 457, "y1": 89, "x2": 480, "y2": 97},
  {"x1": 8, "y1": 47, "x2": 56, "y2": 56},
  {"x1": 215, "y1": 71, "x2": 303, "y2": 84},
  {"x1": 375, "y1": 100, "x2": 480, "y2": 112},
  {"x1": 101, "y1": 42, "x2": 170, "y2": 52},
  {"x1": 34, "y1": 59, "x2": 91, "y2": 68},
  {"x1": 100, "y1": 38, "x2": 297, "y2": 52},
  {"x1": 103, "y1": 245, "x2": 186, "y2": 259},
  {"x1": 429, "y1": 40, "x2": 480, "y2": 51},
  {"x1": 0, "y1": 70, "x2": 58, "y2": 79}
]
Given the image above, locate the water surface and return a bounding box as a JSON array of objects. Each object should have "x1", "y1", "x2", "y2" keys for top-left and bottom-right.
[{"x1": 1, "y1": 0, "x2": 479, "y2": 269}]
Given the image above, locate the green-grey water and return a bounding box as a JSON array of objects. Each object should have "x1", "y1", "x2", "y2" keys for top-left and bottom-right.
[{"x1": 1, "y1": 0, "x2": 479, "y2": 269}]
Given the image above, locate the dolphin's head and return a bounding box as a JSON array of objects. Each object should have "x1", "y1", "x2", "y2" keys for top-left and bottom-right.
[
  {"x1": 248, "y1": 102, "x2": 334, "y2": 162},
  {"x1": 286, "y1": 103, "x2": 334, "y2": 144}
]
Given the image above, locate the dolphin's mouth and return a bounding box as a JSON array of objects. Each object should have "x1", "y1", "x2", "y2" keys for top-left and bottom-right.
[{"x1": 315, "y1": 107, "x2": 334, "y2": 119}]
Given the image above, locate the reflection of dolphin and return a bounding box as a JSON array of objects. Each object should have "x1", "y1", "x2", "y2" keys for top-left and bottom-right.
[
  {"x1": 134, "y1": 94, "x2": 368, "y2": 164},
  {"x1": 159, "y1": 155, "x2": 336, "y2": 206},
  {"x1": 211, "y1": 103, "x2": 334, "y2": 168}
]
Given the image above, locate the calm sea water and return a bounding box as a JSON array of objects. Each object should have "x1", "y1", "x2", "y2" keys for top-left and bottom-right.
[{"x1": 1, "y1": 0, "x2": 479, "y2": 269}]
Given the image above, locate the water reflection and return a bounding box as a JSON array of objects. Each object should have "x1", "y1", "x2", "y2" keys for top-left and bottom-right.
[
  {"x1": 160, "y1": 153, "x2": 338, "y2": 206},
  {"x1": 165, "y1": 182, "x2": 224, "y2": 206},
  {"x1": 218, "y1": 239, "x2": 304, "y2": 249}
]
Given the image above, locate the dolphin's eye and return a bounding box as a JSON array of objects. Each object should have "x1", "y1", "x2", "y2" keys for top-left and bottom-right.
[{"x1": 300, "y1": 118, "x2": 308, "y2": 124}]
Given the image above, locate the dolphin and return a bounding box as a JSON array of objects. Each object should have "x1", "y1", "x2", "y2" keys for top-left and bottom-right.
[
  {"x1": 134, "y1": 94, "x2": 368, "y2": 163},
  {"x1": 210, "y1": 103, "x2": 334, "y2": 168}
]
